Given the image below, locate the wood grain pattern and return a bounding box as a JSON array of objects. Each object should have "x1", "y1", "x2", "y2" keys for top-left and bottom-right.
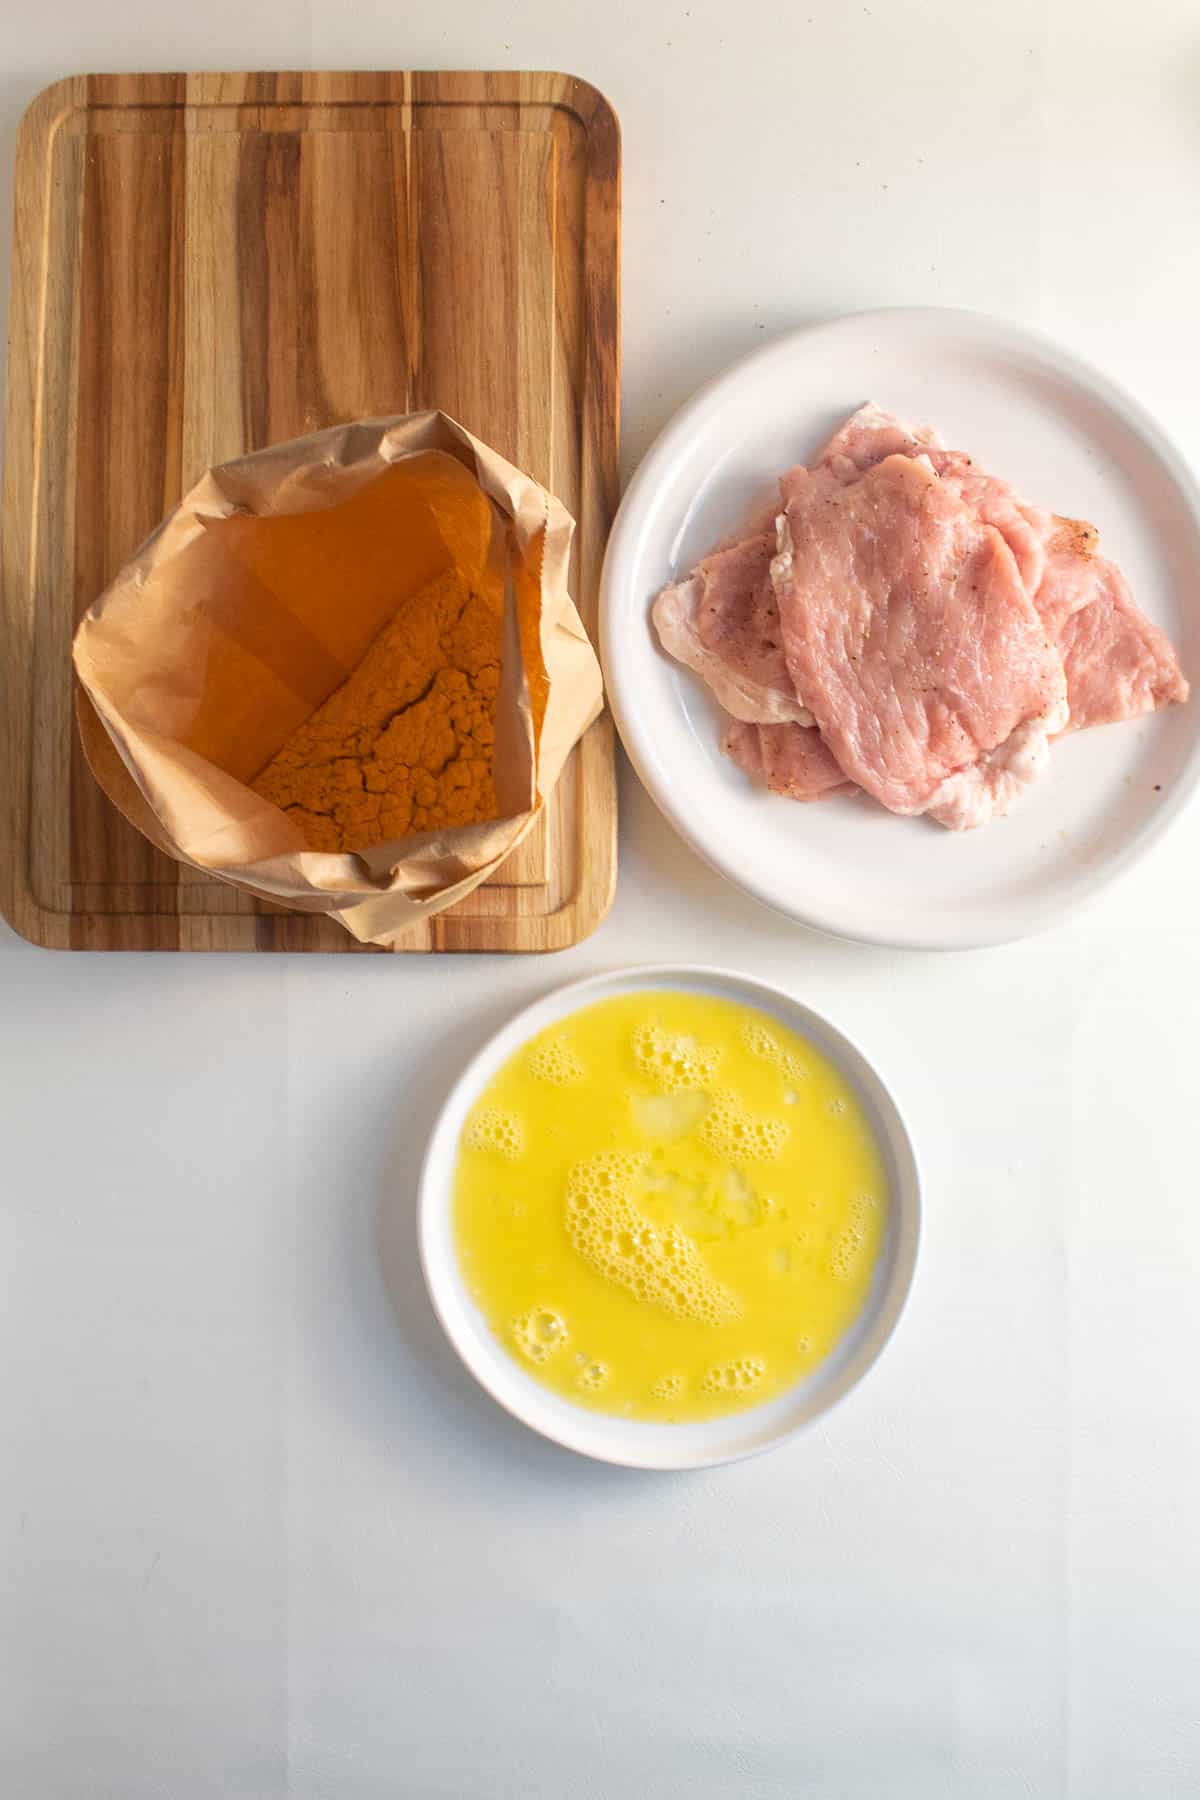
[{"x1": 1, "y1": 70, "x2": 620, "y2": 952}]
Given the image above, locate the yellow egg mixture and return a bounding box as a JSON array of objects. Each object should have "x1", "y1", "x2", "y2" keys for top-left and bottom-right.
[{"x1": 452, "y1": 991, "x2": 888, "y2": 1421}]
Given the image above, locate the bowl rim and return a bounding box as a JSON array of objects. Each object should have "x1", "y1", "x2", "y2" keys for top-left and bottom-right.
[{"x1": 416, "y1": 962, "x2": 922, "y2": 1470}]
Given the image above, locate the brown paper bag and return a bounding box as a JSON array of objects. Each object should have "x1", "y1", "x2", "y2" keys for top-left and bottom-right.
[{"x1": 72, "y1": 413, "x2": 604, "y2": 948}]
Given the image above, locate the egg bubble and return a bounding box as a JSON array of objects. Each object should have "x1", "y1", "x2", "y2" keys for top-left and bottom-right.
[
  {"x1": 700, "y1": 1090, "x2": 788, "y2": 1162},
  {"x1": 527, "y1": 1036, "x2": 585, "y2": 1087},
  {"x1": 631, "y1": 1020, "x2": 721, "y2": 1092},
  {"x1": 652, "y1": 1373, "x2": 684, "y2": 1400},
  {"x1": 564, "y1": 1151, "x2": 741, "y2": 1325},
  {"x1": 831, "y1": 1223, "x2": 866, "y2": 1281},
  {"x1": 576, "y1": 1360, "x2": 609, "y2": 1392},
  {"x1": 740, "y1": 1020, "x2": 779, "y2": 1061},
  {"x1": 701, "y1": 1356, "x2": 766, "y2": 1396},
  {"x1": 741, "y1": 1020, "x2": 809, "y2": 1087},
  {"x1": 849, "y1": 1190, "x2": 879, "y2": 1228},
  {"x1": 510, "y1": 1307, "x2": 569, "y2": 1364},
  {"x1": 465, "y1": 1105, "x2": 524, "y2": 1160}
]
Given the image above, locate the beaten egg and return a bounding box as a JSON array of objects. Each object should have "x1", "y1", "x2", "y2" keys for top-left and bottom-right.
[{"x1": 452, "y1": 991, "x2": 887, "y2": 1421}]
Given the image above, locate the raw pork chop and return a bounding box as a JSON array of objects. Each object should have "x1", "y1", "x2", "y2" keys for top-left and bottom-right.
[
  {"x1": 652, "y1": 529, "x2": 812, "y2": 725},
  {"x1": 822, "y1": 406, "x2": 1048, "y2": 593},
  {"x1": 820, "y1": 404, "x2": 1188, "y2": 728},
  {"x1": 653, "y1": 401, "x2": 1185, "y2": 829},
  {"x1": 722, "y1": 718, "x2": 849, "y2": 801},
  {"x1": 1031, "y1": 521, "x2": 1188, "y2": 729},
  {"x1": 654, "y1": 413, "x2": 958, "y2": 743},
  {"x1": 818, "y1": 400, "x2": 944, "y2": 480},
  {"x1": 772, "y1": 453, "x2": 1069, "y2": 826}
]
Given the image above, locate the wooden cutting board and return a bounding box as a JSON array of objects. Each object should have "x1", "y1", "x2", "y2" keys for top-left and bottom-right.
[{"x1": 0, "y1": 71, "x2": 619, "y2": 951}]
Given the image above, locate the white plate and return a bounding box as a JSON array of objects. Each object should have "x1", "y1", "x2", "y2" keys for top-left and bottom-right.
[
  {"x1": 417, "y1": 965, "x2": 920, "y2": 1470},
  {"x1": 601, "y1": 307, "x2": 1200, "y2": 948}
]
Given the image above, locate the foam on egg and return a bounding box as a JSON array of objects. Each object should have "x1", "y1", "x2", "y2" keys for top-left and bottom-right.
[
  {"x1": 701, "y1": 1356, "x2": 766, "y2": 1395},
  {"x1": 527, "y1": 1035, "x2": 585, "y2": 1086},
  {"x1": 465, "y1": 1105, "x2": 524, "y2": 1160},
  {"x1": 631, "y1": 1020, "x2": 721, "y2": 1091},
  {"x1": 564, "y1": 1151, "x2": 742, "y2": 1326},
  {"x1": 831, "y1": 1221, "x2": 867, "y2": 1281},
  {"x1": 700, "y1": 1090, "x2": 789, "y2": 1162},
  {"x1": 510, "y1": 1307, "x2": 569, "y2": 1364},
  {"x1": 849, "y1": 1190, "x2": 879, "y2": 1227},
  {"x1": 741, "y1": 1019, "x2": 809, "y2": 1087}
]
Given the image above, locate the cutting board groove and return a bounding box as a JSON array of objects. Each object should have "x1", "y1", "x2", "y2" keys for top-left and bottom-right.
[{"x1": 1, "y1": 69, "x2": 619, "y2": 951}]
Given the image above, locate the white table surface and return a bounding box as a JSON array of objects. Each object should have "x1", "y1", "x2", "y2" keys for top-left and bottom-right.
[{"x1": 3, "y1": 3, "x2": 1199, "y2": 1795}]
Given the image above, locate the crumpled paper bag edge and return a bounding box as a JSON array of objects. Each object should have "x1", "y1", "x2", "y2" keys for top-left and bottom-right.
[{"x1": 73, "y1": 411, "x2": 604, "y2": 946}]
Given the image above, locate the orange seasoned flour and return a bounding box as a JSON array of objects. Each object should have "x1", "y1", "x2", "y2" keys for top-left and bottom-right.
[{"x1": 252, "y1": 566, "x2": 502, "y2": 852}]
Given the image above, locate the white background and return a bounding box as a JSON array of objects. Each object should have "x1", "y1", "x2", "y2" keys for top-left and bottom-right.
[{"x1": 2, "y1": 1, "x2": 1199, "y2": 1795}]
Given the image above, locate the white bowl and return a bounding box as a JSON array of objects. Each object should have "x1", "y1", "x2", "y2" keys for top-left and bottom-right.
[{"x1": 417, "y1": 965, "x2": 921, "y2": 1469}]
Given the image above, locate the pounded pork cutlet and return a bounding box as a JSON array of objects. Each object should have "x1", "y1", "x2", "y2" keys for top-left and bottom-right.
[
  {"x1": 652, "y1": 529, "x2": 812, "y2": 725},
  {"x1": 772, "y1": 453, "x2": 1068, "y2": 828},
  {"x1": 651, "y1": 401, "x2": 1186, "y2": 830},
  {"x1": 1032, "y1": 519, "x2": 1188, "y2": 728},
  {"x1": 721, "y1": 717, "x2": 850, "y2": 801},
  {"x1": 819, "y1": 404, "x2": 1188, "y2": 729}
]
